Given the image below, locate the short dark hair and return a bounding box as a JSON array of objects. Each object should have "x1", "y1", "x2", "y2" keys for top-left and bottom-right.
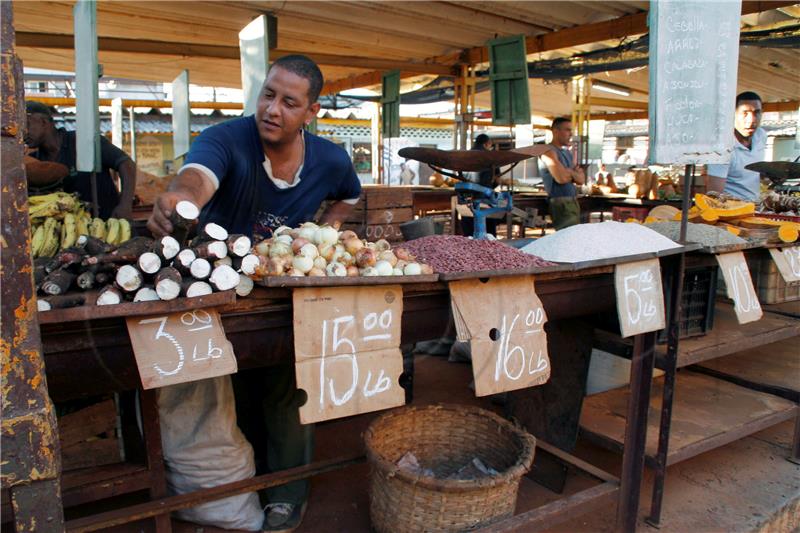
[
  {"x1": 473, "y1": 133, "x2": 490, "y2": 148},
  {"x1": 736, "y1": 91, "x2": 761, "y2": 107},
  {"x1": 551, "y1": 117, "x2": 571, "y2": 130},
  {"x1": 270, "y1": 55, "x2": 324, "y2": 103},
  {"x1": 26, "y1": 101, "x2": 54, "y2": 121}
]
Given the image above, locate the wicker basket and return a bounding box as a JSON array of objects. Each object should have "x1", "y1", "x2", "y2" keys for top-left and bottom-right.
[{"x1": 364, "y1": 404, "x2": 536, "y2": 532}]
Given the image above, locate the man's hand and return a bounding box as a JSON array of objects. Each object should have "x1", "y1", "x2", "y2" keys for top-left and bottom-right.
[{"x1": 147, "y1": 191, "x2": 195, "y2": 237}]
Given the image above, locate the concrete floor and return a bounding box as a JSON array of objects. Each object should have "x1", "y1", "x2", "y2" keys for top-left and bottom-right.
[{"x1": 99, "y1": 348, "x2": 799, "y2": 533}]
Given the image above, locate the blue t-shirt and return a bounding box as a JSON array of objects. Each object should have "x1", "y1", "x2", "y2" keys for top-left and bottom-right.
[
  {"x1": 183, "y1": 116, "x2": 361, "y2": 238},
  {"x1": 537, "y1": 146, "x2": 577, "y2": 199}
]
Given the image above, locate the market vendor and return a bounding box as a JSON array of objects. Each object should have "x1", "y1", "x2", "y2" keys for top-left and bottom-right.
[
  {"x1": 461, "y1": 133, "x2": 501, "y2": 236},
  {"x1": 538, "y1": 117, "x2": 585, "y2": 230},
  {"x1": 24, "y1": 101, "x2": 137, "y2": 219},
  {"x1": 705, "y1": 91, "x2": 766, "y2": 202},
  {"x1": 148, "y1": 55, "x2": 361, "y2": 532}
]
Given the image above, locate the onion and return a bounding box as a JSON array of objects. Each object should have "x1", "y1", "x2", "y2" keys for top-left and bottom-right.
[
  {"x1": 375, "y1": 260, "x2": 393, "y2": 276},
  {"x1": 420, "y1": 264, "x2": 434, "y2": 275},
  {"x1": 298, "y1": 225, "x2": 317, "y2": 242},
  {"x1": 339, "y1": 230, "x2": 358, "y2": 241},
  {"x1": 365, "y1": 241, "x2": 377, "y2": 250},
  {"x1": 269, "y1": 241, "x2": 292, "y2": 258},
  {"x1": 395, "y1": 260, "x2": 408, "y2": 271},
  {"x1": 292, "y1": 255, "x2": 314, "y2": 273},
  {"x1": 299, "y1": 243, "x2": 319, "y2": 259},
  {"x1": 346, "y1": 265, "x2": 360, "y2": 277},
  {"x1": 274, "y1": 234, "x2": 293, "y2": 246},
  {"x1": 287, "y1": 268, "x2": 304, "y2": 277},
  {"x1": 291, "y1": 237, "x2": 310, "y2": 254},
  {"x1": 394, "y1": 247, "x2": 412, "y2": 261},
  {"x1": 274, "y1": 225, "x2": 293, "y2": 237},
  {"x1": 315, "y1": 225, "x2": 339, "y2": 246},
  {"x1": 375, "y1": 239, "x2": 391, "y2": 252},
  {"x1": 266, "y1": 257, "x2": 285, "y2": 276},
  {"x1": 355, "y1": 248, "x2": 377, "y2": 268},
  {"x1": 344, "y1": 238, "x2": 364, "y2": 255},
  {"x1": 301, "y1": 221, "x2": 319, "y2": 229},
  {"x1": 403, "y1": 262, "x2": 422, "y2": 276},
  {"x1": 360, "y1": 266, "x2": 379, "y2": 276},
  {"x1": 313, "y1": 256, "x2": 327, "y2": 270},
  {"x1": 393, "y1": 268, "x2": 404, "y2": 276},
  {"x1": 378, "y1": 250, "x2": 397, "y2": 267},
  {"x1": 326, "y1": 262, "x2": 347, "y2": 277},
  {"x1": 308, "y1": 267, "x2": 326, "y2": 277},
  {"x1": 255, "y1": 240, "x2": 270, "y2": 256},
  {"x1": 318, "y1": 243, "x2": 336, "y2": 262}
]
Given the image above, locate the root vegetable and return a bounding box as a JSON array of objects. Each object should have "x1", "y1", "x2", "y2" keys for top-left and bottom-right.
[
  {"x1": 209, "y1": 264, "x2": 240, "y2": 291},
  {"x1": 202, "y1": 222, "x2": 229, "y2": 241},
  {"x1": 315, "y1": 226, "x2": 339, "y2": 246},
  {"x1": 273, "y1": 225, "x2": 293, "y2": 237},
  {"x1": 194, "y1": 240, "x2": 228, "y2": 260},
  {"x1": 313, "y1": 256, "x2": 327, "y2": 270},
  {"x1": 214, "y1": 256, "x2": 233, "y2": 268},
  {"x1": 291, "y1": 237, "x2": 310, "y2": 254},
  {"x1": 77, "y1": 235, "x2": 113, "y2": 255},
  {"x1": 95, "y1": 272, "x2": 112, "y2": 286},
  {"x1": 298, "y1": 225, "x2": 317, "y2": 242},
  {"x1": 116, "y1": 265, "x2": 144, "y2": 292},
  {"x1": 268, "y1": 242, "x2": 292, "y2": 258},
  {"x1": 308, "y1": 267, "x2": 326, "y2": 277},
  {"x1": 76, "y1": 271, "x2": 95, "y2": 290},
  {"x1": 326, "y1": 262, "x2": 347, "y2": 277},
  {"x1": 420, "y1": 264, "x2": 434, "y2": 275},
  {"x1": 152, "y1": 235, "x2": 180, "y2": 261},
  {"x1": 375, "y1": 260, "x2": 393, "y2": 276},
  {"x1": 340, "y1": 230, "x2": 358, "y2": 241},
  {"x1": 170, "y1": 200, "x2": 200, "y2": 245},
  {"x1": 274, "y1": 234, "x2": 293, "y2": 246},
  {"x1": 133, "y1": 287, "x2": 160, "y2": 302},
  {"x1": 155, "y1": 267, "x2": 182, "y2": 301},
  {"x1": 378, "y1": 250, "x2": 397, "y2": 267},
  {"x1": 38, "y1": 293, "x2": 86, "y2": 310},
  {"x1": 346, "y1": 265, "x2": 359, "y2": 277},
  {"x1": 292, "y1": 255, "x2": 314, "y2": 274},
  {"x1": 394, "y1": 247, "x2": 412, "y2": 262},
  {"x1": 318, "y1": 243, "x2": 335, "y2": 262},
  {"x1": 299, "y1": 243, "x2": 319, "y2": 259},
  {"x1": 190, "y1": 258, "x2": 212, "y2": 280},
  {"x1": 356, "y1": 248, "x2": 377, "y2": 268},
  {"x1": 238, "y1": 254, "x2": 260, "y2": 275},
  {"x1": 97, "y1": 285, "x2": 123, "y2": 306},
  {"x1": 255, "y1": 240, "x2": 270, "y2": 256},
  {"x1": 184, "y1": 281, "x2": 213, "y2": 298},
  {"x1": 138, "y1": 252, "x2": 162, "y2": 275},
  {"x1": 344, "y1": 238, "x2": 364, "y2": 255},
  {"x1": 375, "y1": 239, "x2": 391, "y2": 252},
  {"x1": 235, "y1": 274, "x2": 254, "y2": 297},
  {"x1": 41, "y1": 269, "x2": 75, "y2": 295},
  {"x1": 392, "y1": 268, "x2": 403, "y2": 276}
]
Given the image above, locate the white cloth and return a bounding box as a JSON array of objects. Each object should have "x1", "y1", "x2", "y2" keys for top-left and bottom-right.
[
  {"x1": 706, "y1": 127, "x2": 766, "y2": 201},
  {"x1": 157, "y1": 376, "x2": 264, "y2": 531}
]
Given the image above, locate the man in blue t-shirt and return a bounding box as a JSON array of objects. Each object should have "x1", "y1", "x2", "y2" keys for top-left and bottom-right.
[{"x1": 148, "y1": 55, "x2": 361, "y2": 532}]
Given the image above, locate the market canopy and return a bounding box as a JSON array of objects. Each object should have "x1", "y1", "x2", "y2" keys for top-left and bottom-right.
[{"x1": 12, "y1": 1, "x2": 800, "y2": 118}]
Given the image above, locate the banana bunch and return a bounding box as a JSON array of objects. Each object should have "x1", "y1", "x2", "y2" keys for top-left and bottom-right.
[
  {"x1": 31, "y1": 215, "x2": 132, "y2": 258},
  {"x1": 28, "y1": 192, "x2": 83, "y2": 220}
]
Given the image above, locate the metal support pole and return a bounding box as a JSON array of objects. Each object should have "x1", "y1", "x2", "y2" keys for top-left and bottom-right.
[
  {"x1": 617, "y1": 331, "x2": 656, "y2": 532},
  {"x1": 1, "y1": 4, "x2": 65, "y2": 530}
]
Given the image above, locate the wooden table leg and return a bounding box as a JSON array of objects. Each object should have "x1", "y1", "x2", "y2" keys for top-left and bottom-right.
[{"x1": 140, "y1": 389, "x2": 172, "y2": 533}]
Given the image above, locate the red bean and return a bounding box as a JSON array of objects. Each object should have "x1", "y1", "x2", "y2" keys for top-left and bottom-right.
[{"x1": 402, "y1": 235, "x2": 553, "y2": 273}]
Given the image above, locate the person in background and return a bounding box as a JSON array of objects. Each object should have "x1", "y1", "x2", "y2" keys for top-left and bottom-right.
[
  {"x1": 148, "y1": 54, "x2": 360, "y2": 532},
  {"x1": 705, "y1": 91, "x2": 766, "y2": 201},
  {"x1": 24, "y1": 101, "x2": 137, "y2": 219},
  {"x1": 399, "y1": 160, "x2": 416, "y2": 185},
  {"x1": 538, "y1": 117, "x2": 585, "y2": 230},
  {"x1": 460, "y1": 133, "x2": 500, "y2": 236}
]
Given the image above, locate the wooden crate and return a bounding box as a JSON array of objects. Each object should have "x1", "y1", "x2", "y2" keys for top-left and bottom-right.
[{"x1": 58, "y1": 398, "x2": 121, "y2": 472}]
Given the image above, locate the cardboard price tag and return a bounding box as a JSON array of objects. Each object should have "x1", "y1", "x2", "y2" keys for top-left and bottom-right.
[
  {"x1": 716, "y1": 251, "x2": 762, "y2": 324},
  {"x1": 126, "y1": 308, "x2": 237, "y2": 389},
  {"x1": 449, "y1": 276, "x2": 550, "y2": 397},
  {"x1": 614, "y1": 259, "x2": 666, "y2": 338},
  {"x1": 292, "y1": 285, "x2": 405, "y2": 424},
  {"x1": 768, "y1": 247, "x2": 800, "y2": 283}
]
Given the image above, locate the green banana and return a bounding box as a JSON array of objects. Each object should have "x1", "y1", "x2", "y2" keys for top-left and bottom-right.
[
  {"x1": 31, "y1": 224, "x2": 46, "y2": 258},
  {"x1": 118, "y1": 218, "x2": 132, "y2": 243},
  {"x1": 89, "y1": 218, "x2": 106, "y2": 240},
  {"x1": 39, "y1": 218, "x2": 60, "y2": 258},
  {"x1": 60, "y1": 213, "x2": 77, "y2": 250},
  {"x1": 105, "y1": 218, "x2": 120, "y2": 245}
]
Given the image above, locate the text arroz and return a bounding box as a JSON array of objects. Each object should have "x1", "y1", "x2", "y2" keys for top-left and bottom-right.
[
  {"x1": 615, "y1": 259, "x2": 667, "y2": 338},
  {"x1": 768, "y1": 247, "x2": 800, "y2": 283},
  {"x1": 716, "y1": 251, "x2": 762, "y2": 324},
  {"x1": 292, "y1": 286, "x2": 405, "y2": 424},
  {"x1": 126, "y1": 308, "x2": 237, "y2": 389},
  {"x1": 450, "y1": 276, "x2": 550, "y2": 397}
]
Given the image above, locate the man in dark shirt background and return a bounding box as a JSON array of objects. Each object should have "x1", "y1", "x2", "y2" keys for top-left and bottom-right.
[{"x1": 24, "y1": 101, "x2": 137, "y2": 219}]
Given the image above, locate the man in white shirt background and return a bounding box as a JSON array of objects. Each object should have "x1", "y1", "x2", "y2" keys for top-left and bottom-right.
[{"x1": 705, "y1": 91, "x2": 766, "y2": 201}]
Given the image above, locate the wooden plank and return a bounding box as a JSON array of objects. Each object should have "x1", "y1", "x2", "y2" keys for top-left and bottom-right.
[
  {"x1": 366, "y1": 207, "x2": 413, "y2": 225},
  {"x1": 580, "y1": 371, "x2": 798, "y2": 465},
  {"x1": 670, "y1": 304, "x2": 800, "y2": 367},
  {"x1": 364, "y1": 223, "x2": 404, "y2": 242},
  {"x1": 61, "y1": 438, "x2": 121, "y2": 472},
  {"x1": 61, "y1": 463, "x2": 150, "y2": 508},
  {"x1": 365, "y1": 189, "x2": 414, "y2": 209},
  {"x1": 256, "y1": 274, "x2": 438, "y2": 288},
  {"x1": 58, "y1": 399, "x2": 116, "y2": 448},
  {"x1": 37, "y1": 290, "x2": 236, "y2": 324}
]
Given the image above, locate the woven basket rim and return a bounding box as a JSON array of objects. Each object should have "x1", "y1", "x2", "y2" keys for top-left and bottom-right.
[{"x1": 364, "y1": 403, "x2": 536, "y2": 493}]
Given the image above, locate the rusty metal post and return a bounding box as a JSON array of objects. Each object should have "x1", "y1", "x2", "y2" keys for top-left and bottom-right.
[{"x1": 0, "y1": 3, "x2": 66, "y2": 530}]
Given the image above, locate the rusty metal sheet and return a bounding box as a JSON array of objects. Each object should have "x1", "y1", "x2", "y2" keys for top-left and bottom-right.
[{"x1": 1, "y1": 51, "x2": 23, "y2": 138}]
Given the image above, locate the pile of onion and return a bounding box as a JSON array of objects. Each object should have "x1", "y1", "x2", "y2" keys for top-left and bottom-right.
[{"x1": 250, "y1": 223, "x2": 433, "y2": 278}]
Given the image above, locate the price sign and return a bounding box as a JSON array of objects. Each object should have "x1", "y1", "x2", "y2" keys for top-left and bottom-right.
[
  {"x1": 292, "y1": 285, "x2": 405, "y2": 424},
  {"x1": 126, "y1": 308, "x2": 237, "y2": 389},
  {"x1": 768, "y1": 247, "x2": 800, "y2": 283},
  {"x1": 449, "y1": 276, "x2": 550, "y2": 397},
  {"x1": 716, "y1": 251, "x2": 762, "y2": 323},
  {"x1": 614, "y1": 259, "x2": 666, "y2": 338}
]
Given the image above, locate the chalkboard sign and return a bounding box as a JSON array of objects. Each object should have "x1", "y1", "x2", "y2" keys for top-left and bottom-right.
[{"x1": 648, "y1": 0, "x2": 742, "y2": 164}]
